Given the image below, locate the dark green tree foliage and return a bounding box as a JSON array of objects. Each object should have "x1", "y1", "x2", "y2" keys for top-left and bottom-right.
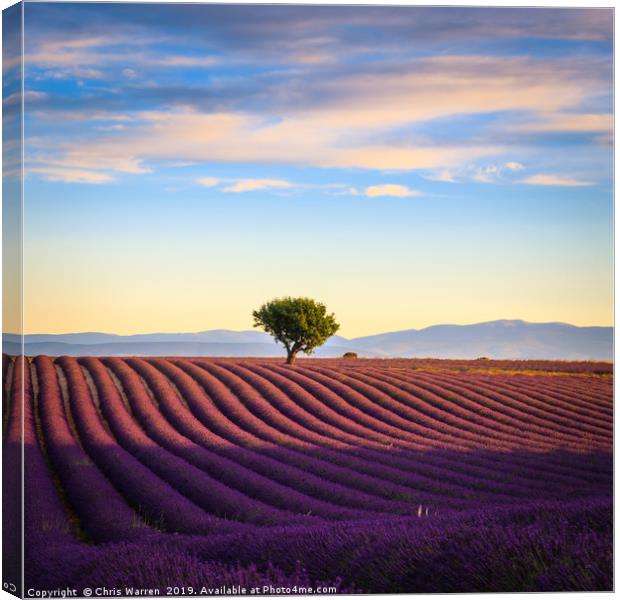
[{"x1": 253, "y1": 297, "x2": 340, "y2": 364}]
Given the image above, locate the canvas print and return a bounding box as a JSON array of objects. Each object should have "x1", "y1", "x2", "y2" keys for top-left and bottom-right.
[{"x1": 2, "y1": 3, "x2": 613, "y2": 597}]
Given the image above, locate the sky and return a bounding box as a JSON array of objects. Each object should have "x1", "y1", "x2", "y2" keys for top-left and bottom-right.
[{"x1": 4, "y1": 3, "x2": 614, "y2": 337}]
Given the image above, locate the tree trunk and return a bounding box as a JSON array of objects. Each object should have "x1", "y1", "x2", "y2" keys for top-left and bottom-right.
[{"x1": 286, "y1": 350, "x2": 297, "y2": 365}]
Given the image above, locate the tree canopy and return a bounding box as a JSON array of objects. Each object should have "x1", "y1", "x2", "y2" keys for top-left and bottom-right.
[{"x1": 252, "y1": 297, "x2": 340, "y2": 364}]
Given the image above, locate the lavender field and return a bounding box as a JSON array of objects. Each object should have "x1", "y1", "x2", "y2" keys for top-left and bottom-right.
[{"x1": 4, "y1": 355, "x2": 612, "y2": 594}]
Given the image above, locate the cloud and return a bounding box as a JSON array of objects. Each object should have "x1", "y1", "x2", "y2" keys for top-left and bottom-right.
[
  {"x1": 22, "y1": 6, "x2": 610, "y2": 189},
  {"x1": 150, "y1": 56, "x2": 217, "y2": 67},
  {"x1": 521, "y1": 174, "x2": 593, "y2": 187},
  {"x1": 28, "y1": 108, "x2": 501, "y2": 178},
  {"x1": 24, "y1": 6, "x2": 612, "y2": 71},
  {"x1": 473, "y1": 165, "x2": 501, "y2": 183},
  {"x1": 29, "y1": 167, "x2": 113, "y2": 184},
  {"x1": 510, "y1": 113, "x2": 612, "y2": 134},
  {"x1": 4, "y1": 90, "x2": 47, "y2": 105},
  {"x1": 197, "y1": 177, "x2": 221, "y2": 187},
  {"x1": 471, "y1": 161, "x2": 525, "y2": 183},
  {"x1": 364, "y1": 184, "x2": 420, "y2": 198},
  {"x1": 196, "y1": 176, "x2": 294, "y2": 192},
  {"x1": 25, "y1": 33, "x2": 218, "y2": 81},
  {"x1": 424, "y1": 170, "x2": 457, "y2": 183},
  {"x1": 222, "y1": 179, "x2": 293, "y2": 193},
  {"x1": 26, "y1": 46, "x2": 610, "y2": 180}
]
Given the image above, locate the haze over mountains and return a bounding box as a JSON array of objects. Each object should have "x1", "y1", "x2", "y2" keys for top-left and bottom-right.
[{"x1": 3, "y1": 320, "x2": 613, "y2": 360}]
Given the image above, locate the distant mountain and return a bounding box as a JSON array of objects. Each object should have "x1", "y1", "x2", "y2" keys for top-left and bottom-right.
[
  {"x1": 2, "y1": 320, "x2": 613, "y2": 360},
  {"x1": 349, "y1": 320, "x2": 613, "y2": 360}
]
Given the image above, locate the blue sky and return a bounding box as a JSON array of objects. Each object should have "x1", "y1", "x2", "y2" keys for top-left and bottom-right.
[{"x1": 7, "y1": 4, "x2": 614, "y2": 335}]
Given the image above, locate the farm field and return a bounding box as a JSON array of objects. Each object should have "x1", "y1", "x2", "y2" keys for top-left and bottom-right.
[{"x1": 3, "y1": 355, "x2": 613, "y2": 594}]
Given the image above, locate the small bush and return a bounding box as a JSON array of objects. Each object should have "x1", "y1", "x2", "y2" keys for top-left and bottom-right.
[{"x1": 343, "y1": 352, "x2": 358, "y2": 359}]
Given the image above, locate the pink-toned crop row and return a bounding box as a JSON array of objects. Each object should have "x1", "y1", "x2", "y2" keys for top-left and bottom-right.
[
  {"x1": 226, "y1": 367, "x2": 604, "y2": 490},
  {"x1": 6, "y1": 356, "x2": 612, "y2": 544}
]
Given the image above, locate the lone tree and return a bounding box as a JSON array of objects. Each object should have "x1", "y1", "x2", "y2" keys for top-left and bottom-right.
[{"x1": 253, "y1": 297, "x2": 340, "y2": 365}]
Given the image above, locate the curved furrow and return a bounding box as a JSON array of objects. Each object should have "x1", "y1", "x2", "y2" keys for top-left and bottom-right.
[
  {"x1": 146, "y1": 358, "x2": 456, "y2": 513},
  {"x1": 187, "y1": 359, "x2": 404, "y2": 450},
  {"x1": 201, "y1": 361, "x2": 390, "y2": 449},
  {"x1": 304, "y1": 365, "x2": 541, "y2": 450},
  {"x1": 507, "y1": 375, "x2": 613, "y2": 416},
  {"x1": 61, "y1": 356, "x2": 232, "y2": 536},
  {"x1": 217, "y1": 362, "x2": 531, "y2": 506},
  {"x1": 419, "y1": 371, "x2": 611, "y2": 443},
  {"x1": 375, "y1": 368, "x2": 599, "y2": 450},
  {"x1": 179, "y1": 360, "x2": 520, "y2": 506},
  {"x1": 80, "y1": 357, "x2": 248, "y2": 534},
  {"x1": 189, "y1": 358, "x2": 422, "y2": 456},
  {"x1": 509, "y1": 373, "x2": 612, "y2": 410},
  {"x1": 460, "y1": 373, "x2": 612, "y2": 434},
  {"x1": 230, "y1": 362, "x2": 425, "y2": 450},
  {"x1": 33, "y1": 355, "x2": 144, "y2": 542},
  {"x1": 492, "y1": 374, "x2": 612, "y2": 426},
  {"x1": 296, "y1": 365, "x2": 517, "y2": 451},
  {"x1": 414, "y1": 372, "x2": 611, "y2": 449},
  {"x1": 264, "y1": 363, "x2": 453, "y2": 451},
  {"x1": 365, "y1": 368, "x2": 610, "y2": 473},
  {"x1": 232, "y1": 364, "x2": 592, "y2": 504},
  {"x1": 102, "y1": 357, "x2": 314, "y2": 526},
  {"x1": 267, "y1": 363, "x2": 570, "y2": 467},
  {"x1": 127, "y1": 357, "x2": 400, "y2": 520},
  {"x1": 183, "y1": 358, "x2": 496, "y2": 506},
  {"x1": 24, "y1": 358, "x2": 83, "y2": 590},
  {"x1": 518, "y1": 382, "x2": 613, "y2": 419},
  {"x1": 26, "y1": 360, "x2": 80, "y2": 543},
  {"x1": 373, "y1": 369, "x2": 612, "y2": 480},
  {"x1": 308, "y1": 366, "x2": 605, "y2": 490},
  {"x1": 425, "y1": 372, "x2": 613, "y2": 478},
  {"x1": 216, "y1": 361, "x2": 520, "y2": 506},
  {"x1": 245, "y1": 364, "x2": 590, "y2": 500},
  {"x1": 536, "y1": 376, "x2": 613, "y2": 409},
  {"x1": 369, "y1": 368, "x2": 590, "y2": 448}
]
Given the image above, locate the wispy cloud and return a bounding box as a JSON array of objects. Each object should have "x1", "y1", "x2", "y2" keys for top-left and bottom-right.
[
  {"x1": 151, "y1": 56, "x2": 217, "y2": 67},
  {"x1": 22, "y1": 6, "x2": 612, "y2": 187},
  {"x1": 508, "y1": 112, "x2": 612, "y2": 134},
  {"x1": 28, "y1": 167, "x2": 114, "y2": 184},
  {"x1": 472, "y1": 161, "x2": 525, "y2": 183},
  {"x1": 196, "y1": 177, "x2": 221, "y2": 187},
  {"x1": 29, "y1": 108, "x2": 501, "y2": 177},
  {"x1": 222, "y1": 179, "x2": 293, "y2": 193},
  {"x1": 196, "y1": 176, "x2": 294, "y2": 193},
  {"x1": 521, "y1": 174, "x2": 593, "y2": 187},
  {"x1": 364, "y1": 184, "x2": 421, "y2": 198},
  {"x1": 25, "y1": 33, "x2": 218, "y2": 80},
  {"x1": 424, "y1": 170, "x2": 457, "y2": 183}
]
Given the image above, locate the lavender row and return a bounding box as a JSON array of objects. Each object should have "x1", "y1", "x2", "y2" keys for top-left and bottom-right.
[
  {"x1": 180, "y1": 359, "x2": 512, "y2": 506},
  {"x1": 234, "y1": 362, "x2": 588, "y2": 500},
  {"x1": 97, "y1": 356, "x2": 312, "y2": 526},
  {"x1": 253, "y1": 363, "x2": 595, "y2": 498},
  {"x1": 324, "y1": 366, "x2": 612, "y2": 487},
  {"x1": 134, "y1": 357, "x2": 426, "y2": 517},
  {"x1": 33, "y1": 355, "x2": 146, "y2": 542},
  {"x1": 122, "y1": 356, "x2": 397, "y2": 519}
]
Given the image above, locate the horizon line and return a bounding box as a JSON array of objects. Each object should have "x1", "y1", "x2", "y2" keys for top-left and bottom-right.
[{"x1": 5, "y1": 317, "x2": 614, "y2": 339}]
